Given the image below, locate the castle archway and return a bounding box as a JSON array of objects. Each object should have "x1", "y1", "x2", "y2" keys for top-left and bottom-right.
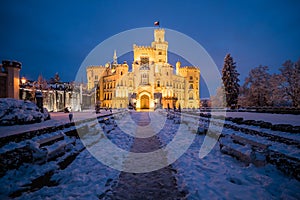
[{"x1": 140, "y1": 94, "x2": 149, "y2": 109}]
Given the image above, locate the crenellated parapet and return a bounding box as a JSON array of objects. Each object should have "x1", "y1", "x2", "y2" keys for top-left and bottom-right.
[
  {"x1": 133, "y1": 44, "x2": 155, "y2": 51},
  {"x1": 87, "y1": 65, "x2": 105, "y2": 69}
]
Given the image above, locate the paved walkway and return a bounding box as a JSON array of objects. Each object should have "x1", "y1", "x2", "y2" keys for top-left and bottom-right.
[{"x1": 105, "y1": 112, "x2": 186, "y2": 200}]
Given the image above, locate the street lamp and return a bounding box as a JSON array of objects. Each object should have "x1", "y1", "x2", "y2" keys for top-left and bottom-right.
[
  {"x1": 21, "y1": 77, "x2": 26, "y2": 85},
  {"x1": 19, "y1": 77, "x2": 27, "y2": 100}
]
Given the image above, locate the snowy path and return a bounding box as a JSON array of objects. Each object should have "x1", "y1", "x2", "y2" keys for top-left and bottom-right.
[{"x1": 105, "y1": 112, "x2": 186, "y2": 199}]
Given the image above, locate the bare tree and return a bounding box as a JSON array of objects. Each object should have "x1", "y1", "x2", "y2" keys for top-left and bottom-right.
[
  {"x1": 279, "y1": 59, "x2": 300, "y2": 107},
  {"x1": 268, "y1": 74, "x2": 286, "y2": 106},
  {"x1": 242, "y1": 65, "x2": 270, "y2": 107},
  {"x1": 211, "y1": 86, "x2": 226, "y2": 108}
]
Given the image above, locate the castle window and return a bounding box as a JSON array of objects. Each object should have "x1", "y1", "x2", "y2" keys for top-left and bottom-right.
[
  {"x1": 141, "y1": 57, "x2": 149, "y2": 65},
  {"x1": 189, "y1": 84, "x2": 193, "y2": 89},
  {"x1": 158, "y1": 52, "x2": 162, "y2": 55},
  {"x1": 159, "y1": 59, "x2": 162, "y2": 62},
  {"x1": 121, "y1": 71, "x2": 123, "y2": 75},
  {"x1": 190, "y1": 76, "x2": 193, "y2": 80},
  {"x1": 141, "y1": 73, "x2": 149, "y2": 85},
  {"x1": 166, "y1": 72, "x2": 168, "y2": 76},
  {"x1": 157, "y1": 81, "x2": 160, "y2": 87}
]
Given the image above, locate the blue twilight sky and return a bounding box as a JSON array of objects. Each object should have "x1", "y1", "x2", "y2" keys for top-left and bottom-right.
[{"x1": 1, "y1": 0, "x2": 300, "y2": 97}]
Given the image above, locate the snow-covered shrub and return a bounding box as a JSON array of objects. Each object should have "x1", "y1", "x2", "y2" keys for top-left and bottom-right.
[{"x1": 0, "y1": 98, "x2": 50, "y2": 126}]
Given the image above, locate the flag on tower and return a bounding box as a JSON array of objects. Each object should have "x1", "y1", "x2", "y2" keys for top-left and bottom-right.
[{"x1": 154, "y1": 21, "x2": 159, "y2": 26}]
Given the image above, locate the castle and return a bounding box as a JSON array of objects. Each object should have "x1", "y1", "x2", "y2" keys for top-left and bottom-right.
[{"x1": 86, "y1": 29, "x2": 200, "y2": 110}]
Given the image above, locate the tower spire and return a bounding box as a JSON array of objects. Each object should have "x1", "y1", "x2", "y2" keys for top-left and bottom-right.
[{"x1": 113, "y1": 50, "x2": 118, "y2": 64}]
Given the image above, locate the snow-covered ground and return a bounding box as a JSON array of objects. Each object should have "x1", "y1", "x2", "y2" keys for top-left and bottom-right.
[
  {"x1": 207, "y1": 111, "x2": 300, "y2": 126},
  {"x1": 0, "y1": 109, "x2": 112, "y2": 138},
  {"x1": 0, "y1": 110, "x2": 299, "y2": 199},
  {"x1": 158, "y1": 114, "x2": 300, "y2": 199},
  {"x1": 172, "y1": 136, "x2": 300, "y2": 199}
]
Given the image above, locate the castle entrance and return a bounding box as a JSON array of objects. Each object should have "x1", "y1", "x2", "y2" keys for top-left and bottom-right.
[{"x1": 140, "y1": 94, "x2": 150, "y2": 109}]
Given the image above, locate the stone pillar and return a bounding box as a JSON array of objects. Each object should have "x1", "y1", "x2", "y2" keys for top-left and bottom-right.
[{"x1": 2, "y1": 60, "x2": 22, "y2": 99}]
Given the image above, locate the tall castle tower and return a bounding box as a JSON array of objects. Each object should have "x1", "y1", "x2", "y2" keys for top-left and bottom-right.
[{"x1": 151, "y1": 29, "x2": 168, "y2": 63}]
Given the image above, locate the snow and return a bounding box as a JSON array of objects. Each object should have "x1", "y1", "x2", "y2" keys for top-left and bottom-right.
[
  {"x1": 0, "y1": 110, "x2": 299, "y2": 199},
  {"x1": 209, "y1": 111, "x2": 300, "y2": 126},
  {"x1": 0, "y1": 109, "x2": 112, "y2": 138},
  {"x1": 0, "y1": 98, "x2": 50, "y2": 126},
  {"x1": 12, "y1": 150, "x2": 120, "y2": 200},
  {"x1": 158, "y1": 127, "x2": 300, "y2": 199},
  {"x1": 194, "y1": 114, "x2": 300, "y2": 160}
]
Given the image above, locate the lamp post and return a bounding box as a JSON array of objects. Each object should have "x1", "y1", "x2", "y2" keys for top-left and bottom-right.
[
  {"x1": 20, "y1": 77, "x2": 26, "y2": 100},
  {"x1": 21, "y1": 77, "x2": 26, "y2": 85}
]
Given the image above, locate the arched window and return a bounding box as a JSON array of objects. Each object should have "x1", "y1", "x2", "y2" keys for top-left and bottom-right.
[
  {"x1": 121, "y1": 71, "x2": 123, "y2": 75},
  {"x1": 141, "y1": 73, "x2": 149, "y2": 84},
  {"x1": 189, "y1": 84, "x2": 193, "y2": 89}
]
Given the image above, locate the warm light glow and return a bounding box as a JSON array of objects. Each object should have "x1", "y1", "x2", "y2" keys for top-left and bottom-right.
[{"x1": 21, "y1": 77, "x2": 26, "y2": 84}]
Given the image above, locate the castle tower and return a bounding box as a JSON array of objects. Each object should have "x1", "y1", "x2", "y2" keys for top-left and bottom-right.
[
  {"x1": 151, "y1": 29, "x2": 168, "y2": 63},
  {"x1": 154, "y1": 29, "x2": 165, "y2": 42}
]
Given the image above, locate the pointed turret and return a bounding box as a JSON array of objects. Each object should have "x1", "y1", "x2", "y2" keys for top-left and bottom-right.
[
  {"x1": 176, "y1": 60, "x2": 181, "y2": 75},
  {"x1": 113, "y1": 50, "x2": 118, "y2": 65}
]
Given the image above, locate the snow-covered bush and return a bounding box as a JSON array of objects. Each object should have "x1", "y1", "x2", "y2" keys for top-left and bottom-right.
[{"x1": 0, "y1": 98, "x2": 50, "y2": 126}]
